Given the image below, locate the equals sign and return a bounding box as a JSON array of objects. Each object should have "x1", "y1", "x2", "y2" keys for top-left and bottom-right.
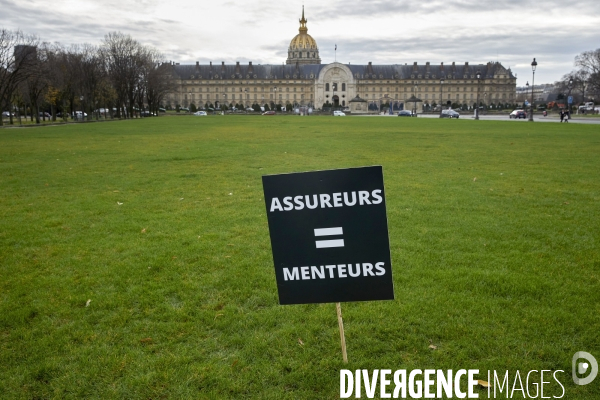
[{"x1": 314, "y1": 227, "x2": 344, "y2": 248}]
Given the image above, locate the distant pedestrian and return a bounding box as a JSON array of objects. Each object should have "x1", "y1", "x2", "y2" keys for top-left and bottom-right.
[
  {"x1": 560, "y1": 110, "x2": 564, "y2": 123},
  {"x1": 565, "y1": 110, "x2": 569, "y2": 123}
]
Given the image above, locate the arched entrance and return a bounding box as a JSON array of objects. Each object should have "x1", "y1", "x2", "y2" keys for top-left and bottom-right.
[{"x1": 332, "y1": 95, "x2": 339, "y2": 107}]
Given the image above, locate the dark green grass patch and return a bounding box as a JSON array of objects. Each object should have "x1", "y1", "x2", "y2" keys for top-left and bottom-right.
[{"x1": 0, "y1": 116, "x2": 599, "y2": 398}]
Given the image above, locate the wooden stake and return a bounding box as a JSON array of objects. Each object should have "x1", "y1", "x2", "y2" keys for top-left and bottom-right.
[{"x1": 336, "y1": 302, "x2": 348, "y2": 363}]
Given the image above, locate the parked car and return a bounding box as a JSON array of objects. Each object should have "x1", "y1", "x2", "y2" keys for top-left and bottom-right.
[
  {"x1": 158, "y1": 107, "x2": 166, "y2": 113},
  {"x1": 262, "y1": 110, "x2": 276, "y2": 115},
  {"x1": 333, "y1": 110, "x2": 346, "y2": 116},
  {"x1": 141, "y1": 111, "x2": 156, "y2": 116},
  {"x1": 441, "y1": 109, "x2": 460, "y2": 118},
  {"x1": 2, "y1": 111, "x2": 15, "y2": 118},
  {"x1": 193, "y1": 111, "x2": 207, "y2": 116},
  {"x1": 397, "y1": 110, "x2": 414, "y2": 117},
  {"x1": 38, "y1": 112, "x2": 52, "y2": 118},
  {"x1": 179, "y1": 107, "x2": 190, "y2": 112},
  {"x1": 246, "y1": 107, "x2": 254, "y2": 112},
  {"x1": 509, "y1": 110, "x2": 526, "y2": 119}
]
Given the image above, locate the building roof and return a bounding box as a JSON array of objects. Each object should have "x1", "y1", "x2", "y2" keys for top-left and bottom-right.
[{"x1": 170, "y1": 61, "x2": 515, "y2": 81}]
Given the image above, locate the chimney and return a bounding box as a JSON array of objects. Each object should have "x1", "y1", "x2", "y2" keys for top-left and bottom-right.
[
  {"x1": 196, "y1": 61, "x2": 199, "y2": 66},
  {"x1": 426, "y1": 61, "x2": 430, "y2": 72},
  {"x1": 413, "y1": 62, "x2": 418, "y2": 72},
  {"x1": 465, "y1": 62, "x2": 468, "y2": 67}
]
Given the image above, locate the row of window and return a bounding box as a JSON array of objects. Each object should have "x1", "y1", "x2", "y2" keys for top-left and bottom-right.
[
  {"x1": 182, "y1": 84, "x2": 510, "y2": 94},
  {"x1": 360, "y1": 93, "x2": 512, "y2": 100},
  {"x1": 325, "y1": 83, "x2": 346, "y2": 92},
  {"x1": 358, "y1": 86, "x2": 511, "y2": 92},
  {"x1": 289, "y1": 52, "x2": 317, "y2": 58},
  {"x1": 186, "y1": 86, "x2": 313, "y2": 93},
  {"x1": 179, "y1": 94, "x2": 313, "y2": 101}
]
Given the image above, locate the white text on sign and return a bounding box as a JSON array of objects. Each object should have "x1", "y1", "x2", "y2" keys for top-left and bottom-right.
[
  {"x1": 269, "y1": 190, "x2": 383, "y2": 212},
  {"x1": 283, "y1": 262, "x2": 386, "y2": 281}
]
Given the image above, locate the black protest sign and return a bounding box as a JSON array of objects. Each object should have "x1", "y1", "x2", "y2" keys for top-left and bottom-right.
[{"x1": 262, "y1": 166, "x2": 394, "y2": 305}]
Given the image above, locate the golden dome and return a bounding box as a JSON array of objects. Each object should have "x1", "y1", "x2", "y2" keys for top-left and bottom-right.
[
  {"x1": 289, "y1": 33, "x2": 318, "y2": 50},
  {"x1": 288, "y1": 7, "x2": 318, "y2": 50}
]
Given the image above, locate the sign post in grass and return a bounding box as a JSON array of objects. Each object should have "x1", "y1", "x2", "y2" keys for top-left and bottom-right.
[
  {"x1": 336, "y1": 302, "x2": 348, "y2": 363},
  {"x1": 262, "y1": 166, "x2": 394, "y2": 362}
]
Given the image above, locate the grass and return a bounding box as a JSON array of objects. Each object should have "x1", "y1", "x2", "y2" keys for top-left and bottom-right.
[{"x1": 0, "y1": 116, "x2": 599, "y2": 399}]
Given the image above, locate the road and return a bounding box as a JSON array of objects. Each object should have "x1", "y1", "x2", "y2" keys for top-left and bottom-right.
[{"x1": 357, "y1": 113, "x2": 600, "y2": 125}]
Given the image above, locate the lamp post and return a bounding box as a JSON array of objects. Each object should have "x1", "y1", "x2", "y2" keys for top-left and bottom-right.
[
  {"x1": 475, "y1": 71, "x2": 481, "y2": 120},
  {"x1": 567, "y1": 79, "x2": 573, "y2": 118},
  {"x1": 79, "y1": 96, "x2": 84, "y2": 122},
  {"x1": 529, "y1": 58, "x2": 537, "y2": 121},
  {"x1": 274, "y1": 86, "x2": 277, "y2": 110},
  {"x1": 525, "y1": 81, "x2": 529, "y2": 114},
  {"x1": 439, "y1": 77, "x2": 445, "y2": 117},
  {"x1": 484, "y1": 92, "x2": 487, "y2": 114},
  {"x1": 413, "y1": 83, "x2": 418, "y2": 115},
  {"x1": 333, "y1": 83, "x2": 336, "y2": 114}
]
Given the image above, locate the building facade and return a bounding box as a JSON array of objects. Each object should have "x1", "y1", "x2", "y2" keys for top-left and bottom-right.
[{"x1": 166, "y1": 10, "x2": 516, "y2": 112}]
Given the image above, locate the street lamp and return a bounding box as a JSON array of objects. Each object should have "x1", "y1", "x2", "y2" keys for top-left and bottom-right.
[
  {"x1": 529, "y1": 58, "x2": 537, "y2": 121},
  {"x1": 79, "y1": 96, "x2": 84, "y2": 122},
  {"x1": 439, "y1": 77, "x2": 445, "y2": 117},
  {"x1": 413, "y1": 83, "x2": 418, "y2": 115},
  {"x1": 525, "y1": 81, "x2": 529, "y2": 113},
  {"x1": 567, "y1": 79, "x2": 573, "y2": 117},
  {"x1": 484, "y1": 93, "x2": 487, "y2": 114},
  {"x1": 475, "y1": 71, "x2": 481, "y2": 120}
]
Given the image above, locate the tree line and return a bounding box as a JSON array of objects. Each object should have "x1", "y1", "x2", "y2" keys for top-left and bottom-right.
[
  {"x1": 0, "y1": 29, "x2": 175, "y2": 126},
  {"x1": 553, "y1": 48, "x2": 600, "y2": 108}
]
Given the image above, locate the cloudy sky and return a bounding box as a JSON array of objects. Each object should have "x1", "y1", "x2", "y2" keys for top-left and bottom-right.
[{"x1": 2, "y1": 0, "x2": 599, "y2": 86}]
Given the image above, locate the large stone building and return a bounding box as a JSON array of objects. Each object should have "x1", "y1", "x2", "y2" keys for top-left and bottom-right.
[{"x1": 166, "y1": 8, "x2": 516, "y2": 112}]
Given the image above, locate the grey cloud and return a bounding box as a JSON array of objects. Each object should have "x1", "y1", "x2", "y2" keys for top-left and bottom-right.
[
  {"x1": 2, "y1": 0, "x2": 177, "y2": 51},
  {"x1": 312, "y1": 0, "x2": 600, "y2": 19}
]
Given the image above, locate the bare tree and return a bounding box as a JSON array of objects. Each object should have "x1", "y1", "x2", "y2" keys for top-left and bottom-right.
[
  {"x1": 0, "y1": 29, "x2": 39, "y2": 125},
  {"x1": 575, "y1": 48, "x2": 600, "y2": 99},
  {"x1": 146, "y1": 60, "x2": 176, "y2": 115},
  {"x1": 557, "y1": 70, "x2": 590, "y2": 105},
  {"x1": 20, "y1": 42, "x2": 54, "y2": 123},
  {"x1": 101, "y1": 32, "x2": 149, "y2": 118},
  {"x1": 76, "y1": 43, "x2": 106, "y2": 120}
]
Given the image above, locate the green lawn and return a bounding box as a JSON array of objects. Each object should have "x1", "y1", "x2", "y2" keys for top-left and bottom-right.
[{"x1": 1, "y1": 116, "x2": 599, "y2": 399}]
